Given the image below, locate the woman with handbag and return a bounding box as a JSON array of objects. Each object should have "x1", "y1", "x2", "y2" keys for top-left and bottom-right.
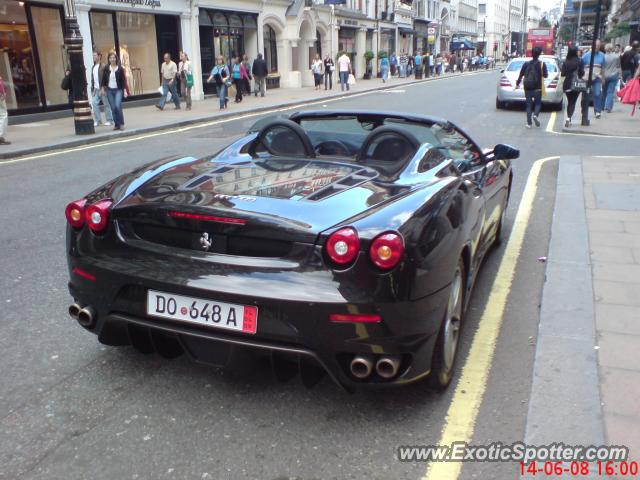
[
  {"x1": 231, "y1": 56, "x2": 249, "y2": 103},
  {"x1": 178, "y1": 51, "x2": 193, "y2": 110},
  {"x1": 560, "y1": 46, "x2": 585, "y2": 127},
  {"x1": 206, "y1": 56, "x2": 229, "y2": 110},
  {"x1": 100, "y1": 52, "x2": 129, "y2": 131},
  {"x1": 311, "y1": 54, "x2": 323, "y2": 90}
]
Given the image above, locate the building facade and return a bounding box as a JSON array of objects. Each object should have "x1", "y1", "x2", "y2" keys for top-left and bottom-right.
[{"x1": 2, "y1": 0, "x2": 486, "y2": 117}]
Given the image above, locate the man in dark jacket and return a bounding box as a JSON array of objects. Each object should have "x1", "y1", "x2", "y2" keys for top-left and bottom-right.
[
  {"x1": 621, "y1": 42, "x2": 639, "y2": 84},
  {"x1": 516, "y1": 46, "x2": 548, "y2": 128},
  {"x1": 252, "y1": 53, "x2": 268, "y2": 97}
]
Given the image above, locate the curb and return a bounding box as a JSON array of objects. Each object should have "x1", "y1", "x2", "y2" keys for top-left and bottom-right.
[
  {"x1": 561, "y1": 127, "x2": 640, "y2": 138},
  {"x1": 0, "y1": 69, "x2": 498, "y2": 161},
  {"x1": 524, "y1": 156, "x2": 605, "y2": 467}
]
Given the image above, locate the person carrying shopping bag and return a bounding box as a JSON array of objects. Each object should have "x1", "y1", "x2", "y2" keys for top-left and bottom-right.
[
  {"x1": 207, "y1": 56, "x2": 230, "y2": 110},
  {"x1": 178, "y1": 51, "x2": 193, "y2": 110}
]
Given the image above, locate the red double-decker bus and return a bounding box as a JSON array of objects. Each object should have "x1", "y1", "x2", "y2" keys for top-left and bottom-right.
[{"x1": 527, "y1": 28, "x2": 555, "y2": 56}]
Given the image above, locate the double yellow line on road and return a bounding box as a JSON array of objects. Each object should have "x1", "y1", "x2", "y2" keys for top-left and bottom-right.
[{"x1": 423, "y1": 156, "x2": 558, "y2": 480}]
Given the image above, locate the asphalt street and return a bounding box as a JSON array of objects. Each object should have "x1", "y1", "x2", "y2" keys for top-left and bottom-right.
[{"x1": 1, "y1": 71, "x2": 637, "y2": 480}]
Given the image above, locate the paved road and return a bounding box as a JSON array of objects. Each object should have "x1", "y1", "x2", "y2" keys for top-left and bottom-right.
[{"x1": 1, "y1": 72, "x2": 636, "y2": 480}]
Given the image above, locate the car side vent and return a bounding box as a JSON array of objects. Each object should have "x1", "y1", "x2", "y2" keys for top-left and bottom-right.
[{"x1": 305, "y1": 169, "x2": 378, "y2": 201}]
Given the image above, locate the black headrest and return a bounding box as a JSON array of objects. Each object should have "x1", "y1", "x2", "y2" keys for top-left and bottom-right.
[
  {"x1": 356, "y1": 126, "x2": 420, "y2": 175},
  {"x1": 248, "y1": 119, "x2": 315, "y2": 158}
]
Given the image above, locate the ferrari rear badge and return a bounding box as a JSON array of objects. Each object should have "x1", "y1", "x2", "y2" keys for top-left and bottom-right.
[{"x1": 200, "y1": 233, "x2": 212, "y2": 251}]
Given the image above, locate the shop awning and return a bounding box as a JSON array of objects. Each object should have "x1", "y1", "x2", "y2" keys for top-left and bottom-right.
[
  {"x1": 450, "y1": 39, "x2": 476, "y2": 51},
  {"x1": 399, "y1": 27, "x2": 416, "y2": 35}
]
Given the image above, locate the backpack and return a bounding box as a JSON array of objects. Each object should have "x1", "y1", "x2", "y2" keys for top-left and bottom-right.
[{"x1": 523, "y1": 60, "x2": 542, "y2": 90}]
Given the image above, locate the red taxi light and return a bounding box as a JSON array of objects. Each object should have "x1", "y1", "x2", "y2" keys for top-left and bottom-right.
[{"x1": 369, "y1": 232, "x2": 404, "y2": 270}]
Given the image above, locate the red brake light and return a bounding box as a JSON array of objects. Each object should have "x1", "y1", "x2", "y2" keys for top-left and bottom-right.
[
  {"x1": 168, "y1": 211, "x2": 247, "y2": 225},
  {"x1": 499, "y1": 75, "x2": 512, "y2": 87},
  {"x1": 329, "y1": 313, "x2": 381, "y2": 323},
  {"x1": 65, "y1": 199, "x2": 87, "y2": 228},
  {"x1": 325, "y1": 227, "x2": 360, "y2": 266},
  {"x1": 369, "y1": 232, "x2": 404, "y2": 269},
  {"x1": 85, "y1": 199, "x2": 113, "y2": 234}
]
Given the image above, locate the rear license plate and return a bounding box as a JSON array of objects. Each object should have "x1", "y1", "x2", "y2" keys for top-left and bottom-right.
[{"x1": 146, "y1": 290, "x2": 257, "y2": 334}]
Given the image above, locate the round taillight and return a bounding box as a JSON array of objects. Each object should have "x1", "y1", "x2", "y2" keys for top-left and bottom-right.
[
  {"x1": 325, "y1": 227, "x2": 360, "y2": 266},
  {"x1": 85, "y1": 199, "x2": 113, "y2": 234},
  {"x1": 369, "y1": 232, "x2": 404, "y2": 270},
  {"x1": 65, "y1": 199, "x2": 87, "y2": 229}
]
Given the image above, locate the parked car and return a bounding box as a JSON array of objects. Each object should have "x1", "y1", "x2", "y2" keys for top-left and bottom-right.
[
  {"x1": 65, "y1": 110, "x2": 518, "y2": 391},
  {"x1": 496, "y1": 56, "x2": 564, "y2": 110}
]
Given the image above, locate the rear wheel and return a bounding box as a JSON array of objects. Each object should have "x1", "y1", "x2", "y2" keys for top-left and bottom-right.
[
  {"x1": 554, "y1": 100, "x2": 564, "y2": 111},
  {"x1": 495, "y1": 97, "x2": 505, "y2": 109},
  {"x1": 428, "y1": 259, "x2": 465, "y2": 390}
]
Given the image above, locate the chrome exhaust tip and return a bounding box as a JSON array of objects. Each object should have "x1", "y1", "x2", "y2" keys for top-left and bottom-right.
[
  {"x1": 350, "y1": 355, "x2": 374, "y2": 379},
  {"x1": 376, "y1": 356, "x2": 401, "y2": 379},
  {"x1": 77, "y1": 306, "x2": 96, "y2": 328},
  {"x1": 68, "y1": 303, "x2": 82, "y2": 320}
]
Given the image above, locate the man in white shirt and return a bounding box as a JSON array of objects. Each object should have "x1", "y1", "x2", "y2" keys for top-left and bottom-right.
[
  {"x1": 156, "y1": 53, "x2": 180, "y2": 110},
  {"x1": 90, "y1": 52, "x2": 113, "y2": 127},
  {"x1": 337, "y1": 52, "x2": 352, "y2": 91}
]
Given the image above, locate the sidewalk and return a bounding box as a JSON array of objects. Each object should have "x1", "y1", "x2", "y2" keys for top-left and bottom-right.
[
  {"x1": 526, "y1": 154, "x2": 640, "y2": 471},
  {"x1": 0, "y1": 70, "x2": 490, "y2": 160},
  {"x1": 562, "y1": 103, "x2": 640, "y2": 137}
]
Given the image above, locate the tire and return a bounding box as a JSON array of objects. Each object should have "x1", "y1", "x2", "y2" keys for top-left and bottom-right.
[
  {"x1": 495, "y1": 97, "x2": 505, "y2": 109},
  {"x1": 554, "y1": 100, "x2": 564, "y2": 111},
  {"x1": 428, "y1": 259, "x2": 465, "y2": 390}
]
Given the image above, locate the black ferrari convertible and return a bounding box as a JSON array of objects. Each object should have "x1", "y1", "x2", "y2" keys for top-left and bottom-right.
[{"x1": 65, "y1": 110, "x2": 518, "y2": 391}]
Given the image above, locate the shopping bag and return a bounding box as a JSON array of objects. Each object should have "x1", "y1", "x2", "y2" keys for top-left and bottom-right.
[
  {"x1": 186, "y1": 73, "x2": 194, "y2": 88},
  {"x1": 348, "y1": 74, "x2": 356, "y2": 85},
  {"x1": 228, "y1": 84, "x2": 237, "y2": 98},
  {"x1": 157, "y1": 85, "x2": 172, "y2": 101}
]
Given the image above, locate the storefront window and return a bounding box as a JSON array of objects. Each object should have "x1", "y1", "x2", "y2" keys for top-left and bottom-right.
[
  {"x1": 338, "y1": 28, "x2": 356, "y2": 54},
  {"x1": 30, "y1": 6, "x2": 66, "y2": 106},
  {"x1": 116, "y1": 12, "x2": 158, "y2": 96},
  {"x1": 263, "y1": 25, "x2": 278, "y2": 73},
  {"x1": 90, "y1": 12, "x2": 115, "y2": 63},
  {"x1": 0, "y1": 0, "x2": 39, "y2": 109}
]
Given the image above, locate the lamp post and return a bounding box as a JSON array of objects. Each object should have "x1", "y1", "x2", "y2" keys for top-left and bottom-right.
[
  {"x1": 580, "y1": 0, "x2": 604, "y2": 126},
  {"x1": 63, "y1": 0, "x2": 94, "y2": 135}
]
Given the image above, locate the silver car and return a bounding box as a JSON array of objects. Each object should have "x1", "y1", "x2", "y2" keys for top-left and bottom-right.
[{"x1": 496, "y1": 56, "x2": 564, "y2": 110}]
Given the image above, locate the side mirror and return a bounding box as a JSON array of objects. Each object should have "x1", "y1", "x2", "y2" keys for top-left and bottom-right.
[
  {"x1": 500, "y1": 69, "x2": 505, "y2": 73},
  {"x1": 493, "y1": 144, "x2": 520, "y2": 160}
]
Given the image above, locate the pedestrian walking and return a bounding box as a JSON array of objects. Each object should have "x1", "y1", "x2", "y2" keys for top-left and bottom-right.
[
  {"x1": 156, "y1": 52, "x2": 180, "y2": 111},
  {"x1": 311, "y1": 54, "x2": 323, "y2": 90},
  {"x1": 100, "y1": 52, "x2": 128, "y2": 131},
  {"x1": 242, "y1": 54, "x2": 253, "y2": 95},
  {"x1": 602, "y1": 44, "x2": 621, "y2": 113},
  {"x1": 379, "y1": 54, "x2": 389, "y2": 83},
  {"x1": 407, "y1": 54, "x2": 414, "y2": 76},
  {"x1": 206, "y1": 56, "x2": 230, "y2": 110},
  {"x1": 60, "y1": 68, "x2": 73, "y2": 105},
  {"x1": 581, "y1": 41, "x2": 605, "y2": 118},
  {"x1": 515, "y1": 46, "x2": 548, "y2": 128},
  {"x1": 390, "y1": 52, "x2": 398, "y2": 77},
  {"x1": 252, "y1": 53, "x2": 268, "y2": 97},
  {"x1": 399, "y1": 52, "x2": 408, "y2": 78},
  {"x1": 560, "y1": 46, "x2": 585, "y2": 127},
  {"x1": 616, "y1": 63, "x2": 640, "y2": 115},
  {"x1": 231, "y1": 56, "x2": 248, "y2": 103},
  {"x1": 0, "y1": 74, "x2": 10, "y2": 145},
  {"x1": 178, "y1": 51, "x2": 193, "y2": 110},
  {"x1": 323, "y1": 54, "x2": 334, "y2": 90},
  {"x1": 90, "y1": 51, "x2": 113, "y2": 127},
  {"x1": 620, "y1": 43, "x2": 638, "y2": 84},
  {"x1": 337, "y1": 51, "x2": 351, "y2": 91}
]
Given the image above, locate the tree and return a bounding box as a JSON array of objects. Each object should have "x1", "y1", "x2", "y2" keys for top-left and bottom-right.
[
  {"x1": 558, "y1": 25, "x2": 573, "y2": 41},
  {"x1": 539, "y1": 17, "x2": 551, "y2": 28},
  {"x1": 605, "y1": 21, "x2": 631, "y2": 41}
]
